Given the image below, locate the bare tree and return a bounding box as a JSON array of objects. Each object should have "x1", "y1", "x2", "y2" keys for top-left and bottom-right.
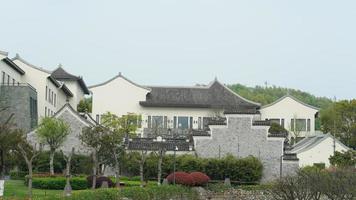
[
  {"x1": 17, "y1": 142, "x2": 42, "y2": 200},
  {"x1": 139, "y1": 149, "x2": 148, "y2": 187},
  {"x1": 156, "y1": 145, "x2": 166, "y2": 186}
]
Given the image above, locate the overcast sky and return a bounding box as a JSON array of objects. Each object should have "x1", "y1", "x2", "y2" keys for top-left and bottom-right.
[{"x1": 1, "y1": 0, "x2": 355, "y2": 99}]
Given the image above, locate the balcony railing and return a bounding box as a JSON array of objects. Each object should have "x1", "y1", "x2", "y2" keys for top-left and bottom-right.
[
  {"x1": 0, "y1": 83, "x2": 37, "y2": 92},
  {"x1": 143, "y1": 128, "x2": 210, "y2": 138}
]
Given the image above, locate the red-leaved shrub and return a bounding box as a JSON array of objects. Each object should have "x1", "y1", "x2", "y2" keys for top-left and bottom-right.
[
  {"x1": 190, "y1": 172, "x2": 210, "y2": 186},
  {"x1": 166, "y1": 172, "x2": 195, "y2": 186}
]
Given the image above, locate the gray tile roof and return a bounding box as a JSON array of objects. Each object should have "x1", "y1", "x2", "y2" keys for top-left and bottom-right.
[
  {"x1": 52, "y1": 67, "x2": 90, "y2": 94},
  {"x1": 2, "y1": 57, "x2": 25, "y2": 75},
  {"x1": 125, "y1": 138, "x2": 192, "y2": 151},
  {"x1": 140, "y1": 80, "x2": 260, "y2": 113}
]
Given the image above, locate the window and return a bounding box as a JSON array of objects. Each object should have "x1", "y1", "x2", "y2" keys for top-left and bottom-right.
[
  {"x1": 54, "y1": 94, "x2": 56, "y2": 106},
  {"x1": 45, "y1": 107, "x2": 47, "y2": 117},
  {"x1": 164, "y1": 116, "x2": 168, "y2": 128},
  {"x1": 147, "y1": 116, "x2": 152, "y2": 128},
  {"x1": 48, "y1": 89, "x2": 51, "y2": 102},
  {"x1": 189, "y1": 117, "x2": 193, "y2": 129},
  {"x1": 51, "y1": 91, "x2": 54, "y2": 104},
  {"x1": 152, "y1": 116, "x2": 163, "y2": 128},
  {"x1": 198, "y1": 117, "x2": 202, "y2": 130},
  {"x1": 178, "y1": 116, "x2": 189, "y2": 129},
  {"x1": 12, "y1": 78, "x2": 15, "y2": 85},
  {"x1": 45, "y1": 86, "x2": 48, "y2": 100},
  {"x1": 270, "y1": 118, "x2": 280, "y2": 125},
  {"x1": 7, "y1": 75, "x2": 10, "y2": 85},
  {"x1": 1, "y1": 71, "x2": 5, "y2": 84},
  {"x1": 291, "y1": 119, "x2": 306, "y2": 131},
  {"x1": 281, "y1": 119, "x2": 285, "y2": 128},
  {"x1": 173, "y1": 116, "x2": 177, "y2": 128},
  {"x1": 307, "y1": 119, "x2": 311, "y2": 131}
]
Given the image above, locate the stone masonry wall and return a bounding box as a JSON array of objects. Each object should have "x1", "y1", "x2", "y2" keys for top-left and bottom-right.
[
  {"x1": 194, "y1": 115, "x2": 299, "y2": 182},
  {"x1": 0, "y1": 85, "x2": 37, "y2": 133}
]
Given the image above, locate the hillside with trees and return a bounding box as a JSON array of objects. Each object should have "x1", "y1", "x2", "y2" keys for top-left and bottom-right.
[{"x1": 228, "y1": 83, "x2": 333, "y2": 109}]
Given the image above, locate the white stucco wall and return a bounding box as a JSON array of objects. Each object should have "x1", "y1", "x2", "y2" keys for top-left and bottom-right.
[
  {"x1": 90, "y1": 75, "x2": 150, "y2": 117},
  {"x1": 62, "y1": 80, "x2": 85, "y2": 108},
  {"x1": 297, "y1": 137, "x2": 349, "y2": 167},
  {"x1": 13, "y1": 58, "x2": 69, "y2": 120},
  {"x1": 260, "y1": 96, "x2": 319, "y2": 137},
  {"x1": 0, "y1": 59, "x2": 24, "y2": 85},
  {"x1": 90, "y1": 75, "x2": 225, "y2": 129}
]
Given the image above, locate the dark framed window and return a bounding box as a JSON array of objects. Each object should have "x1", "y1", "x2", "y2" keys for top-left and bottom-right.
[
  {"x1": 54, "y1": 94, "x2": 56, "y2": 106},
  {"x1": 198, "y1": 117, "x2": 202, "y2": 130},
  {"x1": 164, "y1": 116, "x2": 168, "y2": 128},
  {"x1": 281, "y1": 119, "x2": 285, "y2": 128},
  {"x1": 189, "y1": 117, "x2": 193, "y2": 129},
  {"x1": 173, "y1": 116, "x2": 177, "y2": 128},
  {"x1": 178, "y1": 116, "x2": 189, "y2": 129},
  {"x1": 12, "y1": 78, "x2": 15, "y2": 85},
  {"x1": 45, "y1": 86, "x2": 48, "y2": 100},
  {"x1": 307, "y1": 119, "x2": 311, "y2": 131},
  {"x1": 7, "y1": 75, "x2": 10, "y2": 85},
  {"x1": 1, "y1": 71, "x2": 5, "y2": 84},
  {"x1": 270, "y1": 118, "x2": 280, "y2": 125},
  {"x1": 147, "y1": 116, "x2": 152, "y2": 128},
  {"x1": 152, "y1": 116, "x2": 163, "y2": 128},
  {"x1": 48, "y1": 89, "x2": 51, "y2": 102},
  {"x1": 45, "y1": 107, "x2": 47, "y2": 117}
]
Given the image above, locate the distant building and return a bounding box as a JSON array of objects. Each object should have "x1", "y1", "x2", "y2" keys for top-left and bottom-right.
[
  {"x1": 260, "y1": 95, "x2": 320, "y2": 139},
  {"x1": 0, "y1": 49, "x2": 89, "y2": 132},
  {"x1": 287, "y1": 133, "x2": 350, "y2": 167}
]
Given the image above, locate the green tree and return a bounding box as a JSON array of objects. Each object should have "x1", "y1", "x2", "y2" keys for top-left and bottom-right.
[
  {"x1": 329, "y1": 150, "x2": 356, "y2": 167},
  {"x1": 100, "y1": 112, "x2": 141, "y2": 187},
  {"x1": 0, "y1": 107, "x2": 24, "y2": 178},
  {"x1": 79, "y1": 125, "x2": 107, "y2": 189},
  {"x1": 36, "y1": 117, "x2": 70, "y2": 175},
  {"x1": 320, "y1": 100, "x2": 356, "y2": 149},
  {"x1": 77, "y1": 97, "x2": 92, "y2": 113}
]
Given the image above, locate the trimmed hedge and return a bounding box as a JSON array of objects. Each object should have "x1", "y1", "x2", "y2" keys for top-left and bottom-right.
[
  {"x1": 121, "y1": 153, "x2": 263, "y2": 183},
  {"x1": 25, "y1": 177, "x2": 88, "y2": 190},
  {"x1": 166, "y1": 172, "x2": 195, "y2": 186},
  {"x1": 69, "y1": 185, "x2": 198, "y2": 200}
]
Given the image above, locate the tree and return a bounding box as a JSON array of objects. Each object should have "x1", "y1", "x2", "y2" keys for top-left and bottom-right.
[
  {"x1": 16, "y1": 140, "x2": 42, "y2": 199},
  {"x1": 320, "y1": 100, "x2": 356, "y2": 149},
  {"x1": 36, "y1": 117, "x2": 70, "y2": 175},
  {"x1": 156, "y1": 141, "x2": 166, "y2": 186},
  {"x1": 62, "y1": 147, "x2": 75, "y2": 197},
  {"x1": 79, "y1": 125, "x2": 107, "y2": 189},
  {"x1": 0, "y1": 107, "x2": 24, "y2": 178},
  {"x1": 100, "y1": 112, "x2": 141, "y2": 187},
  {"x1": 77, "y1": 97, "x2": 92, "y2": 113},
  {"x1": 329, "y1": 150, "x2": 356, "y2": 168}
]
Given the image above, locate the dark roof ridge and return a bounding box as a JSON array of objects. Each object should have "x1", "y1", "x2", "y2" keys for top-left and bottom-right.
[
  {"x1": 261, "y1": 94, "x2": 320, "y2": 110},
  {"x1": 12, "y1": 54, "x2": 52, "y2": 74},
  {"x1": 2, "y1": 57, "x2": 25, "y2": 75},
  {"x1": 89, "y1": 72, "x2": 151, "y2": 91},
  {"x1": 52, "y1": 65, "x2": 90, "y2": 94}
]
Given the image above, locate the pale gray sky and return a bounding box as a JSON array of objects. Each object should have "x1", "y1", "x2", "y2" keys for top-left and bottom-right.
[{"x1": 1, "y1": 0, "x2": 355, "y2": 99}]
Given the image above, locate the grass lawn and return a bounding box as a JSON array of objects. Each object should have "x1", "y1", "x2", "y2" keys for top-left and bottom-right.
[{"x1": 3, "y1": 180, "x2": 63, "y2": 200}]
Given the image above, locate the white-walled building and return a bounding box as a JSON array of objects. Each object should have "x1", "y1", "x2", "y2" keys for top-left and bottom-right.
[
  {"x1": 260, "y1": 95, "x2": 320, "y2": 138},
  {"x1": 90, "y1": 73, "x2": 261, "y2": 135},
  {"x1": 288, "y1": 134, "x2": 350, "y2": 167}
]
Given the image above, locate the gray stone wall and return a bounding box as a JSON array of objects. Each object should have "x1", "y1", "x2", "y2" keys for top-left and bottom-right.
[
  {"x1": 0, "y1": 85, "x2": 37, "y2": 133},
  {"x1": 27, "y1": 107, "x2": 91, "y2": 155},
  {"x1": 194, "y1": 115, "x2": 299, "y2": 182}
]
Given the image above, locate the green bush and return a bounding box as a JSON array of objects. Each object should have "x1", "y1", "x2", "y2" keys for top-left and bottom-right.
[
  {"x1": 25, "y1": 177, "x2": 88, "y2": 190},
  {"x1": 70, "y1": 185, "x2": 198, "y2": 200},
  {"x1": 121, "y1": 152, "x2": 263, "y2": 183},
  {"x1": 9, "y1": 171, "x2": 27, "y2": 180}
]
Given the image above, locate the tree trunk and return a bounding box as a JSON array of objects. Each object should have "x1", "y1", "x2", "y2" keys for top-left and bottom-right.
[
  {"x1": 140, "y1": 162, "x2": 144, "y2": 187},
  {"x1": 27, "y1": 162, "x2": 33, "y2": 200},
  {"x1": 49, "y1": 149, "x2": 55, "y2": 175},
  {"x1": 114, "y1": 153, "x2": 121, "y2": 188},
  {"x1": 157, "y1": 151, "x2": 163, "y2": 186},
  {"x1": 92, "y1": 151, "x2": 97, "y2": 189}
]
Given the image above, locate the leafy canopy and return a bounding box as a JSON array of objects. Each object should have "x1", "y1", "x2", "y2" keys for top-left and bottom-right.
[{"x1": 36, "y1": 117, "x2": 70, "y2": 150}]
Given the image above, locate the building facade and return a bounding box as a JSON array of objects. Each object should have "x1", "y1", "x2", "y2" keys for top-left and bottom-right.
[
  {"x1": 0, "y1": 50, "x2": 89, "y2": 132},
  {"x1": 260, "y1": 95, "x2": 320, "y2": 139}
]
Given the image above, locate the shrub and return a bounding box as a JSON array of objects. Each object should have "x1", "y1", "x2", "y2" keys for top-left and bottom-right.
[
  {"x1": 190, "y1": 172, "x2": 210, "y2": 186},
  {"x1": 70, "y1": 185, "x2": 198, "y2": 200},
  {"x1": 329, "y1": 150, "x2": 356, "y2": 167},
  {"x1": 9, "y1": 171, "x2": 27, "y2": 180},
  {"x1": 166, "y1": 172, "x2": 195, "y2": 186},
  {"x1": 25, "y1": 177, "x2": 87, "y2": 190},
  {"x1": 86, "y1": 176, "x2": 114, "y2": 188}
]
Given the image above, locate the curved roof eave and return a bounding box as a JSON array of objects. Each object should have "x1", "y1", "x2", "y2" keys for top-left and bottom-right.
[
  {"x1": 88, "y1": 72, "x2": 151, "y2": 91},
  {"x1": 261, "y1": 94, "x2": 320, "y2": 111}
]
